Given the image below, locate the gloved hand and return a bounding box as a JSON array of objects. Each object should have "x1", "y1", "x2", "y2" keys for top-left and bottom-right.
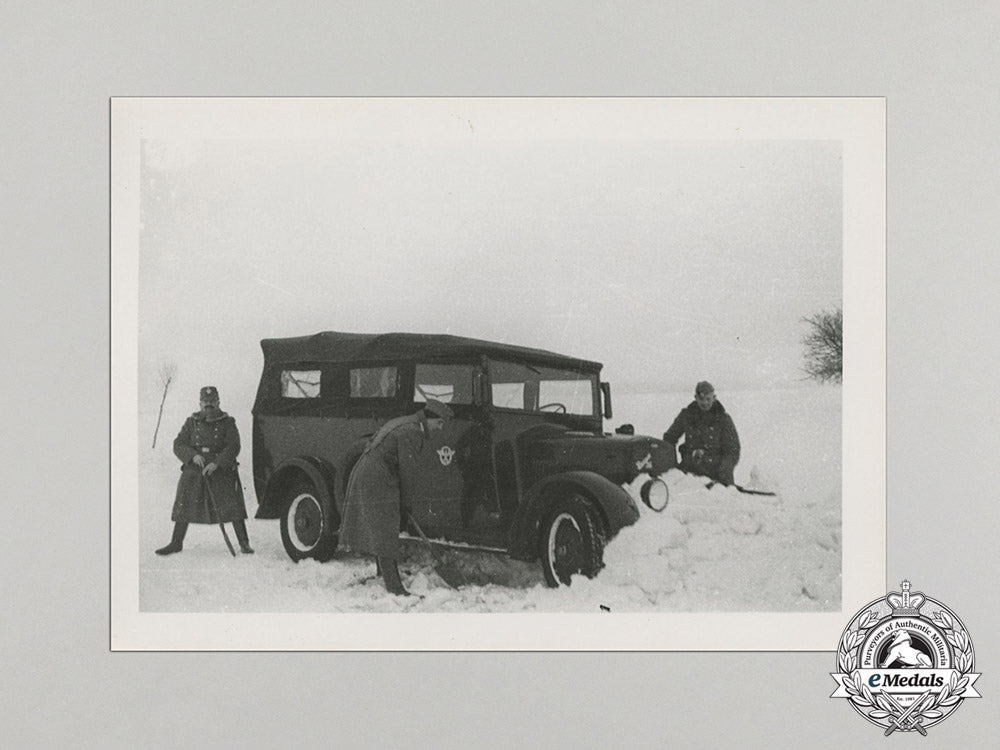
[
  {"x1": 192, "y1": 455, "x2": 206, "y2": 468},
  {"x1": 202, "y1": 461, "x2": 218, "y2": 476}
]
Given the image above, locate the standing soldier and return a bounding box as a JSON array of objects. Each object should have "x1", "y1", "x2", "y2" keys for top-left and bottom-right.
[
  {"x1": 339, "y1": 399, "x2": 453, "y2": 595},
  {"x1": 663, "y1": 381, "x2": 741, "y2": 486},
  {"x1": 155, "y1": 386, "x2": 254, "y2": 555}
]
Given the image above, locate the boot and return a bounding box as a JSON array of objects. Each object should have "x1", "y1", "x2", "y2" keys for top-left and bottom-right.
[
  {"x1": 155, "y1": 522, "x2": 188, "y2": 555},
  {"x1": 377, "y1": 556, "x2": 410, "y2": 596},
  {"x1": 233, "y1": 519, "x2": 254, "y2": 554}
]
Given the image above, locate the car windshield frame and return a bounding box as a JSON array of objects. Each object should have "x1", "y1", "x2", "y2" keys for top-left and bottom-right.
[{"x1": 486, "y1": 358, "x2": 599, "y2": 417}]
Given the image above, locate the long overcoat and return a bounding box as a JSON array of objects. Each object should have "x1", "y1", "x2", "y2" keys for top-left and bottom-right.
[
  {"x1": 171, "y1": 409, "x2": 248, "y2": 524},
  {"x1": 339, "y1": 413, "x2": 429, "y2": 558},
  {"x1": 663, "y1": 400, "x2": 741, "y2": 485}
]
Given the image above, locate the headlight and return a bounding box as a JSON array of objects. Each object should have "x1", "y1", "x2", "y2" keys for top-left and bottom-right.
[{"x1": 640, "y1": 477, "x2": 669, "y2": 512}]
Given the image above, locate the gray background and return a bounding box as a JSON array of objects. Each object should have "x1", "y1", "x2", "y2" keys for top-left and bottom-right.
[{"x1": 4, "y1": 3, "x2": 997, "y2": 747}]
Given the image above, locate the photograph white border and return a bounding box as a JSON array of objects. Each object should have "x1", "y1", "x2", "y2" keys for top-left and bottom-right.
[{"x1": 111, "y1": 97, "x2": 885, "y2": 650}]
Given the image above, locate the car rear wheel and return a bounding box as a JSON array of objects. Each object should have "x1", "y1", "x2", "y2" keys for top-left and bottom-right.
[
  {"x1": 280, "y1": 480, "x2": 338, "y2": 562},
  {"x1": 539, "y1": 494, "x2": 604, "y2": 586}
]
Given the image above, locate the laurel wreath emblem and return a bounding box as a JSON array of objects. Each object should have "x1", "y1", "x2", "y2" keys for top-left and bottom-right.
[{"x1": 837, "y1": 608, "x2": 975, "y2": 727}]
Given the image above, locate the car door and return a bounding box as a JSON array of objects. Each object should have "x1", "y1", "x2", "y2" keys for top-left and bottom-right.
[
  {"x1": 402, "y1": 361, "x2": 499, "y2": 544},
  {"x1": 484, "y1": 359, "x2": 543, "y2": 526},
  {"x1": 484, "y1": 359, "x2": 603, "y2": 528}
]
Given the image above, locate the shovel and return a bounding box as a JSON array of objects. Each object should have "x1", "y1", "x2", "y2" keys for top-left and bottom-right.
[
  {"x1": 705, "y1": 480, "x2": 777, "y2": 497},
  {"x1": 405, "y1": 512, "x2": 466, "y2": 589}
]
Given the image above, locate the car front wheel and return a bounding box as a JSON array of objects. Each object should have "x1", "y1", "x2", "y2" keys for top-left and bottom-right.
[
  {"x1": 539, "y1": 494, "x2": 604, "y2": 586},
  {"x1": 280, "y1": 480, "x2": 338, "y2": 562}
]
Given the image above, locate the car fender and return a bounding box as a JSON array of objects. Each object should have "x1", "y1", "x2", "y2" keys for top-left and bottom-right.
[
  {"x1": 508, "y1": 470, "x2": 640, "y2": 560},
  {"x1": 256, "y1": 456, "x2": 337, "y2": 521}
]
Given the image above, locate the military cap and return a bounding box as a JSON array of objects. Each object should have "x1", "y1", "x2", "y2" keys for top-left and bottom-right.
[{"x1": 422, "y1": 398, "x2": 454, "y2": 420}]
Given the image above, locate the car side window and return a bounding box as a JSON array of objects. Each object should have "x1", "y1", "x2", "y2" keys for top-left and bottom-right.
[
  {"x1": 281, "y1": 369, "x2": 321, "y2": 398},
  {"x1": 489, "y1": 360, "x2": 536, "y2": 411},
  {"x1": 491, "y1": 382, "x2": 525, "y2": 409},
  {"x1": 414, "y1": 363, "x2": 476, "y2": 404},
  {"x1": 350, "y1": 366, "x2": 398, "y2": 398}
]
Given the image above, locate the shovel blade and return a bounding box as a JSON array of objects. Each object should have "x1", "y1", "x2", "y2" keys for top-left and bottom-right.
[
  {"x1": 429, "y1": 548, "x2": 466, "y2": 588},
  {"x1": 406, "y1": 511, "x2": 466, "y2": 588},
  {"x1": 433, "y1": 561, "x2": 466, "y2": 589}
]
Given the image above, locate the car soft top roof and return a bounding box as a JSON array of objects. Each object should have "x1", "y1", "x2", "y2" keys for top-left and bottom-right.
[{"x1": 260, "y1": 331, "x2": 602, "y2": 372}]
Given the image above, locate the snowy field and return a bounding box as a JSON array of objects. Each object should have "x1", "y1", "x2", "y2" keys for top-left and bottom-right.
[{"x1": 137, "y1": 385, "x2": 841, "y2": 613}]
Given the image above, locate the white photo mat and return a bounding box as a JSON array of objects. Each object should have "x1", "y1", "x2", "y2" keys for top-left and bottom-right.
[{"x1": 111, "y1": 97, "x2": 885, "y2": 650}]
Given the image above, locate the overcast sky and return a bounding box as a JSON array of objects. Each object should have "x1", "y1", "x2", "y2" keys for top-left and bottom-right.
[{"x1": 137, "y1": 100, "x2": 842, "y2": 406}]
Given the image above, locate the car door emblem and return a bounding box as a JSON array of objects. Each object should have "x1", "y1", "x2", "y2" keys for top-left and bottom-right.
[{"x1": 437, "y1": 446, "x2": 455, "y2": 466}]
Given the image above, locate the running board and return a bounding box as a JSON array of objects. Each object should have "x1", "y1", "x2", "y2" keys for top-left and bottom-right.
[{"x1": 398, "y1": 533, "x2": 508, "y2": 555}]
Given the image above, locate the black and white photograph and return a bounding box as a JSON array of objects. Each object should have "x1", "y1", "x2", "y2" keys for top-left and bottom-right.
[{"x1": 112, "y1": 97, "x2": 884, "y2": 650}]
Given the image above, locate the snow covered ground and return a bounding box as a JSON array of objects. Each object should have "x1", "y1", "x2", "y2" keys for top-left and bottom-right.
[{"x1": 137, "y1": 385, "x2": 840, "y2": 613}]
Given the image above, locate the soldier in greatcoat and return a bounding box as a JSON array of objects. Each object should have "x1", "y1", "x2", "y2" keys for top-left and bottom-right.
[
  {"x1": 339, "y1": 399, "x2": 453, "y2": 595},
  {"x1": 155, "y1": 386, "x2": 253, "y2": 555},
  {"x1": 663, "y1": 381, "x2": 741, "y2": 486}
]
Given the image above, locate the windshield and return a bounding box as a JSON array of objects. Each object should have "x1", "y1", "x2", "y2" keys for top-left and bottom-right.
[{"x1": 489, "y1": 360, "x2": 597, "y2": 416}]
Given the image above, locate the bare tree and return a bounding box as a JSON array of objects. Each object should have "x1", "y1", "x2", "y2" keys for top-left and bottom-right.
[
  {"x1": 801, "y1": 307, "x2": 842, "y2": 383},
  {"x1": 152, "y1": 362, "x2": 177, "y2": 448}
]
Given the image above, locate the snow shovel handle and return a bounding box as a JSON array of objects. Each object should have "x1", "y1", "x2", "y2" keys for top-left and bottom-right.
[
  {"x1": 733, "y1": 484, "x2": 777, "y2": 497},
  {"x1": 704, "y1": 480, "x2": 777, "y2": 497},
  {"x1": 406, "y1": 512, "x2": 441, "y2": 559},
  {"x1": 202, "y1": 474, "x2": 237, "y2": 557}
]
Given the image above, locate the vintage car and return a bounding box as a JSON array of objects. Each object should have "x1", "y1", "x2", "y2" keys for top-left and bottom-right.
[{"x1": 252, "y1": 331, "x2": 674, "y2": 585}]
